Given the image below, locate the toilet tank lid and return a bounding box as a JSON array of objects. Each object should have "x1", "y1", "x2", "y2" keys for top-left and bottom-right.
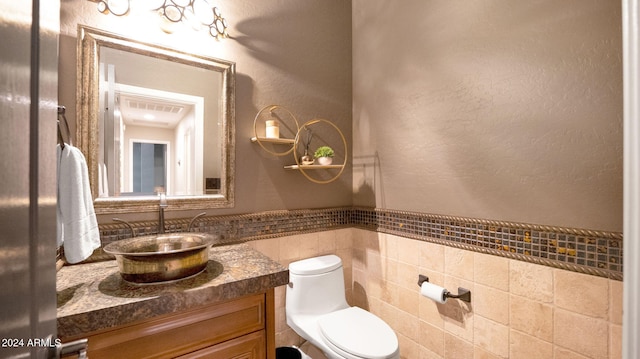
[{"x1": 289, "y1": 255, "x2": 342, "y2": 275}]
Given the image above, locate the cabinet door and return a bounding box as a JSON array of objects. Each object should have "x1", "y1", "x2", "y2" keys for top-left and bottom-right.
[
  {"x1": 80, "y1": 293, "x2": 266, "y2": 358},
  {"x1": 178, "y1": 330, "x2": 265, "y2": 359}
]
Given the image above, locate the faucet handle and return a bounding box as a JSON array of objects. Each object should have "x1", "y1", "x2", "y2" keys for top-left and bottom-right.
[
  {"x1": 113, "y1": 218, "x2": 135, "y2": 237},
  {"x1": 188, "y1": 212, "x2": 207, "y2": 232}
]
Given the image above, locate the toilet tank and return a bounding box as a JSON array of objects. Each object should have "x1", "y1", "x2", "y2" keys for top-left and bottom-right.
[{"x1": 286, "y1": 255, "x2": 350, "y2": 316}]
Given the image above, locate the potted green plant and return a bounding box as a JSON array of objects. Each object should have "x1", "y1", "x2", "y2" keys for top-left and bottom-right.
[{"x1": 314, "y1": 146, "x2": 335, "y2": 165}]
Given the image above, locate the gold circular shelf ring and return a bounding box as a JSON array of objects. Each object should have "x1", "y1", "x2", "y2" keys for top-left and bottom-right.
[
  {"x1": 253, "y1": 105, "x2": 299, "y2": 156},
  {"x1": 293, "y1": 118, "x2": 347, "y2": 184}
]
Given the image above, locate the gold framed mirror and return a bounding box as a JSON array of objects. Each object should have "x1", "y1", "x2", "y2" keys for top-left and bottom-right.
[{"x1": 77, "y1": 25, "x2": 235, "y2": 214}]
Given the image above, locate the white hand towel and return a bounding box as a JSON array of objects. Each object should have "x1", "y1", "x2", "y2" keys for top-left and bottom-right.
[{"x1": 57, "y1": 144, "x2": 101, "y2": 264}]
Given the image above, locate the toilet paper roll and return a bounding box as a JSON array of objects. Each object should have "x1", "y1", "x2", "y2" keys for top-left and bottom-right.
[{"x1": 420, "y1": 281, "x2": 448, "y2": 304}]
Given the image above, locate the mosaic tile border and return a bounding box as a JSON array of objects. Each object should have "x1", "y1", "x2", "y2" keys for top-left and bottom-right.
[
  {"x1": 96, "y1": 207, "x2": 623, "y2": 280},
  {"x1": 351, "y1": 207, "x2": 623, "y2": 281},
  {"x1": 98, "y1": 208, "x2": 352, "y2": 248}
]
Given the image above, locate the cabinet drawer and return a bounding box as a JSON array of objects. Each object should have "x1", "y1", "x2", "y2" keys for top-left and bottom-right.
[
  {"x1": 177, "y1": 330, "x2": 265, "y2": 359},
  {"x1": 85, "y1": 293, "x2": 265, "y2": 359}
]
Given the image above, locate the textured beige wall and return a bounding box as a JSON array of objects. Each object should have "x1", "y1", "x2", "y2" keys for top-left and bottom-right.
[
  {"x1": 352, "y1": 0, "x2": 623, "y2": 232},
  {"x1": 59, "y1": 0, "x2": 353, "y2": 222},
  {"x1": 251, "y1": 229, "x2": 622, "y2": 359},
  {"x1": 59, "y1": 1, "x2": 623, "y2": 232}
]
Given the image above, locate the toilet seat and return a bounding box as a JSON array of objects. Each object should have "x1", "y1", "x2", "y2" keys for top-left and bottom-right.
[{"x1": 317, "y1": 307, "x2": 399, "y2": 359}]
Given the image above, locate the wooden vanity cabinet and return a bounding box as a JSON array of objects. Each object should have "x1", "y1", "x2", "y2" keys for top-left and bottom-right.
[{"x1": 62, "y1": 290, "x2": 276, "y2": 359}]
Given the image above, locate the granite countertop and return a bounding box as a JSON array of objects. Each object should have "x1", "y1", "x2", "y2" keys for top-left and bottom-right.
[{"x1": 57, "y1": 243, "x2": 289, "y2": 339}]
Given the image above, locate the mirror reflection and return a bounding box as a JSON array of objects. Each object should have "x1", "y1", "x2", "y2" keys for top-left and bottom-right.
[
  {"x1": 78, "y1": 26, "x2": 235, "y2": 213},
  {"x1": 99, "y1": 47, "x2": 213, "y2": 197}
]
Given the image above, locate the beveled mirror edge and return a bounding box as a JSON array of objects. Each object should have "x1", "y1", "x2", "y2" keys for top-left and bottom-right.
[{"x1": 76, "y1": 25, "x2": 235, "y2": 214}]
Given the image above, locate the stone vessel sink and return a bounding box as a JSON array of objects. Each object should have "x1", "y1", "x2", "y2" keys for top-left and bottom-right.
[{"x1": 103, "y1": 233, "x2": 215, "y2": 284}]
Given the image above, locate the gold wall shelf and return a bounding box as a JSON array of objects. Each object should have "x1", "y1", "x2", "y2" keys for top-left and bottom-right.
[
  {"x1": 252, "y1": 105, "x2": 299, "y2": 156},
  {"x1": 250, "y1": 137, "x2": 295, "y2": 145},
  {"x1": 291, "y1": 118, "x2": 347, "y2": 184},
  {"x1": 284, "y1": 164, "x2": 343, "y2": 170},
  {"x1": 251, "y1": 106, "x2": 347, "y2": 184}
]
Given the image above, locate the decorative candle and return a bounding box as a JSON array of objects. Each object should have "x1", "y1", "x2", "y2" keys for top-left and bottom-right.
[{"x1": 265, "y1": 120, "x2": 280, "y2": 138}]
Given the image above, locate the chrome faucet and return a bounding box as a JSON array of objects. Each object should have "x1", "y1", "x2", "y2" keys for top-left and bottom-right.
[{"x1": 158, "y1": 192, "x2": 167, "y2": 234}]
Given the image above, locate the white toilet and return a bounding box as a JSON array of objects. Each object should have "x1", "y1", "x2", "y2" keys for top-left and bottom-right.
[{"x1": 286, "y1": 255, "x2": 400, "y2": 359}]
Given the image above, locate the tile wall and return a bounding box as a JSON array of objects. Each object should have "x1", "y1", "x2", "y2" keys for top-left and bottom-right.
[
  {"x1": 248, "y1": 228, "x2": 622, "y2": 359},
  {"x1": 96, "y1": 207, "x2": 623, "y2": 358}
]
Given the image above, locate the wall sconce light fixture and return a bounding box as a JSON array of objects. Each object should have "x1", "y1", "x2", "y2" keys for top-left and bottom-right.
[
  {"x1": 155, "y1": 0, "x2": 228, "y2": 39},
  {"x1": 96, "y1": 0, "x2": 130, "y2": 16},
  {"x1": 94, "y1": 0, "x2": 229, "y2": 40}
]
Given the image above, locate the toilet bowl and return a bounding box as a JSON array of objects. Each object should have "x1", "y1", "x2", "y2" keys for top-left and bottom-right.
[{"x1": 285, "y1": 255, "x2": 400, "y2": 359}]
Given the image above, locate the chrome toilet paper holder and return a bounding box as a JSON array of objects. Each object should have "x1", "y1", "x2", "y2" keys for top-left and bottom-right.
[{"x1": 418, "y1": 275, "x2": 472, "y2": 303}]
